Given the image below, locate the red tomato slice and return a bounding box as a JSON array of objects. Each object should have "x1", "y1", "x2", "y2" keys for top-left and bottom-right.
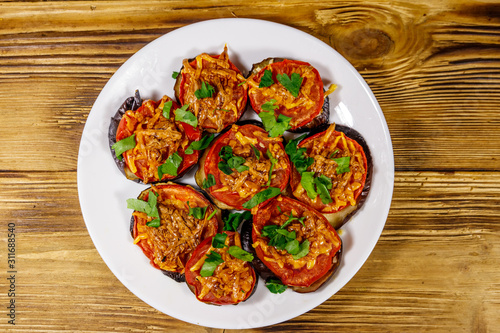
[
  {"x1": 176, "y1": 47, "x2": 248, "y2": 133},
  {"x1": 247, "y1": 59, "x2": 325, "y2": 130},
  {"x1": 252, "y1": 195, "x2": 341, "y2": 288},
  {"x1": 132, "y1": 183, "x2": 220, "y2": 276},
  {"x1": 115, "y1": 96, "x2": 202, "y2": 184},
  {"x1": 200, "y1": 123, "x2": 290, "y2": 210},
  {"x1": 289, "y1": 124, "x2": 368, "y2": 215},
  {"x1": 185, "y1": 231, "x2": 257, "y2": 305}
]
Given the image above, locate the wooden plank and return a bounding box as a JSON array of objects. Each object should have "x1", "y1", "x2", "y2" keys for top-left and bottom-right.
[
  {"x1": 0, "y1": 170, "x2": 498, "y2": 332},
  {"x1": 0, "y1": 1, "x2": 499, "y2": 172}
]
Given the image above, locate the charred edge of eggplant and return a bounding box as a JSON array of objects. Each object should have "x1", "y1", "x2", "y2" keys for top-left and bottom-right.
[
  {"x1": 334, "y1": 124, "x2": 373, "y2": 227},
  {"x1": 108, "y1": 90, "x2": 142, "y2": 183},
  {"x1": 287, "y1": 94, "x2": 330, "y2": 133},
  {"x1": 247, "y1": 57, "x2": 286, "y2": 78},
  {"x1": 240, "y1": 219, "x2": 276, "y2": 281},
  {"x1": 290, "y1": 242, "x2": 342, "y2": 293}
]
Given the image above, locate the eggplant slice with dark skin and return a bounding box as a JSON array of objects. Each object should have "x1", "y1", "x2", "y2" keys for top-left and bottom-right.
[
  {"x1": 292, "y1": 123, "x2": 373, "y2": 229},
  {"x1": 241, "y1": 218, "x2": 342, "y2": 293},
  {"x1": 108, "y1": 90, "x2": 142, "y2": 183},
  {"x1": 247, "y1": 57, "x2": 330, "y2": 133}
]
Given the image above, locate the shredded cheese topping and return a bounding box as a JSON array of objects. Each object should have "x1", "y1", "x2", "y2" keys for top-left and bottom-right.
[
  {"x1": 122, "y1": 97, "x2": 188, "y2": 183},
  {"x1": 254, "y1": 200, "x2": 340, "y2": 273},
  {"x1": 293, "y1": 123, "x2": 366, "y2": 211},
  {"x1": 218, "y1": 126, "x2": 288, "y2": 199},
  {"x1": 134, "y1": 192, "x2": 216, "y2": 273},
  {"x1": 180, "y1": 45, "x2": 247, "y2": 132},
  {"x1": 194, "y1": 233, "x2": 255, "y2": 303}
]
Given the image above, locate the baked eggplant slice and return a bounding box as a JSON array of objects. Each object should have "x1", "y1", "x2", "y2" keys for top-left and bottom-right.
[
  {"x1": 109, "y1": 93, "x2": 202, "y2": 184},
  {"x1": 241, "y1": 195, "x2": 342, "y2": 293},
  {"x1": 288, "y1": 123, "x2": 372, "y2": 229},
  {"x1": 185, "y1": 231, "x2": 257, "y2": 305},
  {"x1": 195, "y1": 123, "x2": 291, "y2": 212},
  {"x1": 128, "y1": 183, "x2": 221, "y2": 282},
  {"x1": 246, "y1": 58, "x2": 334, "y2": 133},
  {"x1": 174, "y1": 45, "x2": 248, "y2": 133}
]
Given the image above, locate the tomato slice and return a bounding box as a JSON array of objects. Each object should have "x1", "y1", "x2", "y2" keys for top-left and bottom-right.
[
  {"x1": 131, "y1": 183, "x2": 220, "y2": 278},
  {"x1": 198, "y1": 123, "x2": 291, "y2": 211},
  {"x1": 115, "y1": 96, "x2": 202, "y2": 184},
  {"x1": 247, "y1": 59, "x2": 325, "y2": 130},
  {"x1": 289, "y1": 124, "x2": 369, "y2": 219},
  {"x1": 175, "y1": 46, "x2": 248, "y2": 133},
  {"x1": 185, "y1": 231, "x2": 257, "y2": 305},
  {"x1": 252, "y1": 195, "x2": 341, "y2": 288}
]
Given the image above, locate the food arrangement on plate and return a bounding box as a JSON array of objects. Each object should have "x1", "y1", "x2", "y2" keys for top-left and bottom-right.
[{"x1": 108, "y1": 46, "x2": 372, "y2": 306}]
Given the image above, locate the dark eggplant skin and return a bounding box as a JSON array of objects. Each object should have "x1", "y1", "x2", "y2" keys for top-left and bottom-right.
[
  {"x1": 241, "y1": 218, "x2": 342, "y2": 293},
  {"x1": 295, "y1": 123, "x2": 373, "y2": 229},
  {"x1": 108, "y1": 90, "x2": 142, "y2": 183},
  {"x1": 247, "y1": 57, "x2": 330, "y2": 133}
]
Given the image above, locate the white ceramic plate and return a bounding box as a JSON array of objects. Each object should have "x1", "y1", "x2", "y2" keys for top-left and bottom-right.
[{"x1": 77, "y1": 18, "x2": 394, "y2": 329}]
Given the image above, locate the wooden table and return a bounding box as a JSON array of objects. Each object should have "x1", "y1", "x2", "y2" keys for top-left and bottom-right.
[{"x1": 1, "y1": 1, "x2": 499, "y2": 332}]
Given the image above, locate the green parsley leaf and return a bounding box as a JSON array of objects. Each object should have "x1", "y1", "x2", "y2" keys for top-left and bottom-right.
[
  {"x1": 126, "y1": 191, "x2": 160, "y2": 227},
  {"x1": 187, "y1": 201, "x2": 207, "y2": 220},
  {"x1": 194, "y1": 81, "x2": 215, "y2": 99},
  {"x1": 172, "y1": 71, "x2": 179, "y2": 79},
  {"x1": 259, "y1": 69, "x2": 274, "y2": 88},
  {"x1": 162, "y1": 100, "x2": 172, "y2": 119},
  {"x1": 333, "y1": 156, "x2": 351, "y2": 174},
  {"x1": 228, "y1": 246, "x2": 254, "y2": 262},
  {"x1": 218, "y1": 145, "x2": 249, "y2": 174},
  {"x1": 202, "y1": 173, "x2": 216, "y2": 189},
  {"x1": 328, "y1": 149, "x2": 340, "y2": 159},
  {"x1": 276, "y1": 72, "x2": 303, "y2": 97},
  {"x1": 200, "y1": 251, "x2": 223, "y2": 277},
  {"x1": 219, "y1": 145, "x2": 233, "y2": 161},
  {"x1": 241, "y1": 187, "x2": 281, "y2": 210},
  {"x1": 285, "y1": 134, "x2": 314, "y2": 173},
  {"x1": 157, "y1": 152, "x2": 183, "y2": 179},
  {"x1": 266, "y1": 149, "x2": 278, "y2": 186},
  {"x1": 212, "y1": 233, "x2": 228, "y2": 248},
  {"x1": 284, "y1": 239, "x2": 300, "y2": 255},
  {"x1": 261, "y1": 99, "x2": 279, "y2": 112},
  {"x1": 206, "y1": 209, "x2": 217, "y2": 221},
  {"x1": 174, "y1": 104, "x2": 197, "y2": 127},
  {"x1": 185, "y1": 134, "x2": 215, "y2": 155},
  {"x1": 228, "y1": 155, "x2": 249, "y2": 173},
  {"x1": 112, "y1": 133, "x2": 136, "y2": 160},
  {"x1": 251, "y1": 144, "x2": 261, "y2": 160},
  {"x1": 218, "y1": 161, "x2": 233, "y2": 175},
  {"x1": 292, "y1": 239, "x2": 310, "y2": 260},
  {"x1": 300, "y1": 171, "x2": 318, "y2": 200},
  {"x1": 223, "y1": 211, "x2": 252, "y2": 231},
  {"x1": 281, "y1": 213, "x2": 306, "y2": 229},
  {"x1": 265, "y1": 278, "x2": 287, "y2": 294},
  {"x1": 258, "y1": 107, "x2": 292, "y2": 137}
]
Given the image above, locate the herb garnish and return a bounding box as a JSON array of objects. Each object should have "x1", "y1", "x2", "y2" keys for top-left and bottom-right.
[
  {"x1": 301, "y1": 172, "x2": 333, "y2": 204},
  {"x1": 126, "y1": 191, "x2": 160, "y2": 227},
  {"x1": 212, "y1": 233, "x2": 227, "y2": 248},
  {"x1": 251, "y1": 144, "x2": 261, "y2": 160},
  {"x1": 157, "y1": 152, "x2": 183, "y2": 179},
  {"x1": 265, "y1": 278, "x2": 287, "y2": 294},
  {"x1": 258, "y1": 101, "x2": 292, "y2": 137},
  {"x1": 200, "y1": 251, "x2": 223, "y2": 277},
  {"x1": 218, "y1": 145, "x2": 249, "y2": 175},
  {"x1": 241, "y1": 187, "x2": 281, "y2": 210},
  {"x1": 187, "y1": 201, "x2": 208, "y2": 219},
  {"x1": 185, "y1": 134, "x2": 215, "y2": 155},
  {"x1": 276, "y1": 72, "x2": 303, "y2": 97},
  {"x1": 285, "y1": 134, "x2": 314, "y2": 174},
  {"x1": 112, "y1": 133, "x2": 136, "y2": 160},
  {"x1": 332, "y1": 156, "x2": 351, "y2": 174},
  {"x1": 223, "y1": 211, "x2": 252, "y2": 231},
  {"x1": 202, "y1": 173, "x2": 216, "y2": 189},
  {"x1": 174, "y1": 104, "x2": 197, "y2": 127},
  {"x1": 259, "y1": 69, "x2": 274, "y2": 88},
  {"x1": 172, "y1": 71, "x2": 179, "y2": 79},
  {"x1": 194, "y1": 81, "x2": 215, "y2": 99},
  {"x1": 228, "y1": 246, "x2": 254, "y2": 262},
  {"x1": 162, "y1": 100, "x2": 173, "y2": 119},
  {"x1": 266, "y1": 149, "x2": 278, "y2": 186}
]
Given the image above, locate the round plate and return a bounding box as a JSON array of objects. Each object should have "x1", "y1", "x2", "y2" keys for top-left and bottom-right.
[{"x1": 77, "y1": 18, "x2": 394, "y2": 329}]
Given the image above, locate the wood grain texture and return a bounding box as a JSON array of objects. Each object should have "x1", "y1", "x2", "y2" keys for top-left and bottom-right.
[
  {"x1": 0, "y1": 171, "x2": 499, "y2": 332},
  {"x1": 0, "y1": 0, "x2": 499, "y2": 332}
]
